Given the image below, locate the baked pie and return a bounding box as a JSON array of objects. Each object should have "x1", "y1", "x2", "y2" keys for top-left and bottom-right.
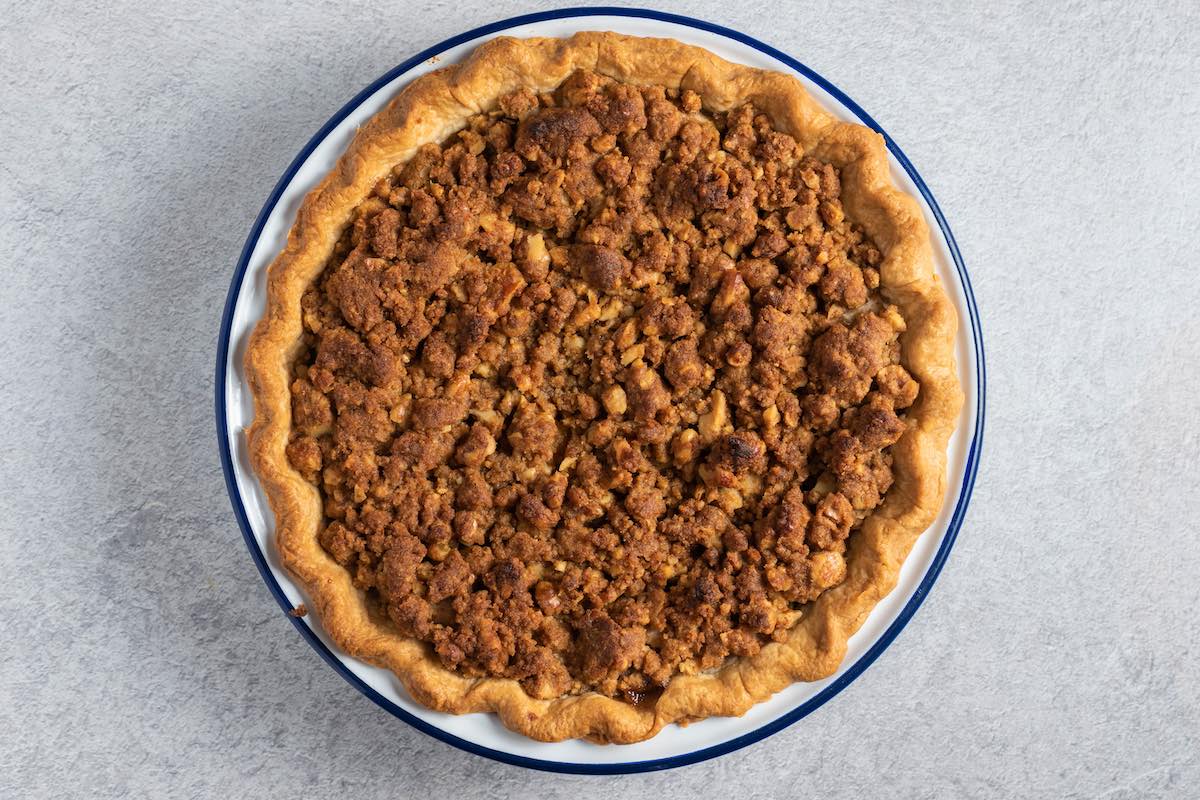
[{"x1": 245, "y1": 32, "x2": 962, "y2": 743}]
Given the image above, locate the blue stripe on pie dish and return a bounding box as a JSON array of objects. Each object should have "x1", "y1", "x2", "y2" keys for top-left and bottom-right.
[{"x1": 215, "y1": 6, "x2": 986, "y2": 775}]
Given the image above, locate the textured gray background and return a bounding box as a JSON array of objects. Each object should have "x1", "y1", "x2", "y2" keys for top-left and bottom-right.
[{"x1": 2, "y1": 1, "x2": 1198, "y2": 797}]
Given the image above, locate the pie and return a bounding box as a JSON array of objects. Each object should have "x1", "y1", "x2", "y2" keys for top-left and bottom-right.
[{"x1": 245, "y1": 32, "x2": 962, "y2": 743}]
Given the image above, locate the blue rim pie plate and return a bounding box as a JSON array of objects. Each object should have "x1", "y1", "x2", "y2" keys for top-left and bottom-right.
[{"x1": 216, "y1": 6, "x2": 985, "y2": 774}]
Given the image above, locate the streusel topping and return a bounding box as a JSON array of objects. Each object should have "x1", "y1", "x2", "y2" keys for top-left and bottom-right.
[{"x1": 287, "y1": 70, "x2": 917, "y2": 700}]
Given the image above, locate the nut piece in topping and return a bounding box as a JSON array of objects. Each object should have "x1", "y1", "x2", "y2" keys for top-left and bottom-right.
[
  {"x1": 601, "y1": 385, "x2": 627, "y2": 416},
  {"x1": 810, "y1": 550, "x2": 847, "y2": 590},
  {"x1": 698, "y1": 390, "x2": 728, "y2": 442}
]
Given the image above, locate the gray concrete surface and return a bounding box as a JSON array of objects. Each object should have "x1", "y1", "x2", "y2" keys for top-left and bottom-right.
[{"x1": 2, "y1": 1, "x2": 1198, "y2": 797}]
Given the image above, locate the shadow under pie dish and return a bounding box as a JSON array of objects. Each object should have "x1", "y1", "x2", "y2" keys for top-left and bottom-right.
[{"x1": 244, "y1": 31, "x2": 962, "y2": 744}]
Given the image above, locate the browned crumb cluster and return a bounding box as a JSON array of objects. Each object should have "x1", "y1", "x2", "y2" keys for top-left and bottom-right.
[{"x1": 287, "y1": 70, "x2": 919, "y2": 701}]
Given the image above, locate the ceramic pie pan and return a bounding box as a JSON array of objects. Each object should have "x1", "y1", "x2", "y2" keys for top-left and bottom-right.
[{"x1": 216, "y1": 7, "x2": 985, "y2": 774}]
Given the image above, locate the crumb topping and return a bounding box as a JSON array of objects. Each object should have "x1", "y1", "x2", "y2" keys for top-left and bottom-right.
[{"x1": 288, "y1": 70, "x2": 917, "y2": 700}]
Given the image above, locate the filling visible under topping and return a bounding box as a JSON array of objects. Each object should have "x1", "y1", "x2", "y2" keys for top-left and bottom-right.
[{"x1": 287, "y1": 70, "x2": 918, "y2": 701}]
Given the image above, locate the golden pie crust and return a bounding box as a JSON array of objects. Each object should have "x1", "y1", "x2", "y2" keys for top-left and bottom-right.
[{"x1": 245, "y1": 32, "x2": 962, "y2": 743}]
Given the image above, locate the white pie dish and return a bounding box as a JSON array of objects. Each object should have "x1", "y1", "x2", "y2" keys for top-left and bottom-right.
[{"x1": 216, "y1": 7, "x2": 985, "y2": 774}]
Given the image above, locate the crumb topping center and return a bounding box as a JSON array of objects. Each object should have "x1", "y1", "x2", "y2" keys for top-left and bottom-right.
[{"x1": 287, "y1": 70, "x2": 917, "y2": 700}]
